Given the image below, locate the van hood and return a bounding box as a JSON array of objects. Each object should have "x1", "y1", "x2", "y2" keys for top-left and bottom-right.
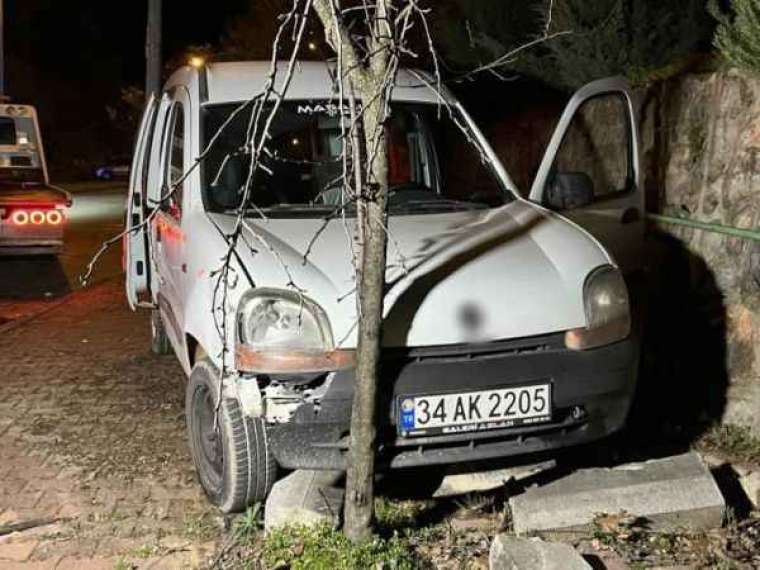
[{"x1": 209, "y1": 200, "x2": 610, "y2": 348}]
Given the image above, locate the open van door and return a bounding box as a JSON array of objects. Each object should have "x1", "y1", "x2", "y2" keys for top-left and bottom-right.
[
  {"x1": 529, "y1": 77, "x2": 644, "y2": 276},
  {"x1": 125, "y1": 95, "x2": 158, "y2": 309}
]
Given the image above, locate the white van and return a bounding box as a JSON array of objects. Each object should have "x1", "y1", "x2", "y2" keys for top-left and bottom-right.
[{"x1": 125, "y1": 62, "x2": 644, "y2": 512}]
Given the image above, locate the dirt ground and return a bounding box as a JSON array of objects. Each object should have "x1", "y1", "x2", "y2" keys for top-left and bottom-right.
[{"x1": 0, "y1": 282, "x2": 220, "y2": 569}]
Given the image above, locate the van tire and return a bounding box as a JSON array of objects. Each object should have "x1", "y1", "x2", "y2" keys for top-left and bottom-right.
[
  {"x1": 150, "y1": 310, "x2": 171, "y2": 355},
  {"x1": 186, "y1": 358, "x2": 276, "y2": 513}
]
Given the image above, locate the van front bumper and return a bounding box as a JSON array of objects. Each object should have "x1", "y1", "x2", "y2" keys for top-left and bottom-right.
[{"x1": 266, "y1": 332, "x2": 638, "y2": 470}]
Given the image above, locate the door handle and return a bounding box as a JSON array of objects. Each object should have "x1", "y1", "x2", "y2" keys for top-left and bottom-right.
[{"x1": 621, "y1": 207, "x2": 641, "y2": 224}]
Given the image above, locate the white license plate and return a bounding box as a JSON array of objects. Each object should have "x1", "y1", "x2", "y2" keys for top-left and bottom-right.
[{"x1": 397, "y1": 383, "x2": 552, "y2": 437}]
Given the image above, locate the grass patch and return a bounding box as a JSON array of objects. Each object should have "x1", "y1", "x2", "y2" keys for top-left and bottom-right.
[
  {"x1": 374, "y1": 497, "x2": 430, "y2": 531},
  {"x1": 181, "y1": 511, "x2": 219, "y2": 542},
  {"x1": 235, "y1": 504, "x2": 263, "y2": 543},
  {"x1": 262, "y1": 523, "x2": 418, "y2": 569},
  {"x1": 129, "y1": 543, "x2": 159, "y2": 559},
  {"x1": 698, "y1": 423, "x2": 760, "y2": 465}
]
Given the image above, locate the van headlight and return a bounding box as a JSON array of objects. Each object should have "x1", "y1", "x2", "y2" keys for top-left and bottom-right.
[
  {"x1": 235, "y1": 288, "x2": 355, "y2": 373},
  {"x1": 565, "y1": 265, "x2": 631, "y2": 350}
]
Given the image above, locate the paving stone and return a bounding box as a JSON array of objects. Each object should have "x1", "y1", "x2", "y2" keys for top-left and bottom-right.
[
  {"x1": 264, "y1": 470, "x2": 344, "y2": 532},
  {"x1": 434, "y1": 460, "x2": 556, "y2": 498},
  {"x1": 509, "y1": 452, "x2": 725, "y2": 535},
  {"x1": 0, "y1": 510, "x2": 19, "y2": 525},
  {"x1": 0, "y1": 560, "x2": 60, "y2": 570},
  {"x1": 0, "y1": 539, "x2": 39, "y2": 562},
  {"x1": 489, "y1": 535, "x2": 591, "y2": 570},
  {"x1": 0, "y1": 283, "x2": 219, "y2": 562},
  {"x1": 55, "y1": 557, "x2": 120, "y2": 570},
  {"x1": 738, "y1": 470, "x2": 760, "y2": 509}
]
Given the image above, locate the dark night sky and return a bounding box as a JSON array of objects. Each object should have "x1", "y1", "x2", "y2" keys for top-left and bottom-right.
[
  {"x1": 7, "y1": 0, "x2": 248, "y2": 87},
  {"x1": 5, "y1": 0, "x2": 249, "y2": 173}
]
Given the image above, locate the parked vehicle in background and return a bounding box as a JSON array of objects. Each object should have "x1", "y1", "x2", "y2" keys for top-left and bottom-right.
[
  {"x1": 125, "y1": 62, "x2": 644, "y2": 513},
  {"x1": 95, "y1": 157, "x2": 131, "y2": 181},
  {"x1": 0, "y1": 104, "x2": 71, "y2": 256}
]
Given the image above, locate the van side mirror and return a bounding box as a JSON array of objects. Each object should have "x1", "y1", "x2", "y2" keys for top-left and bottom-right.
[{"x1": 545, "y1": 171, "x2": 594, "y2": 210}]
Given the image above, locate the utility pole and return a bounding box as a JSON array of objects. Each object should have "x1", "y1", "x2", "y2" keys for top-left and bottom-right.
[
  {"x1": 145, "y1": 0, "x2": 162, "y2": 100},
  {"x1": 0, "y1": 0, "x2": 5, "y2": 97}
]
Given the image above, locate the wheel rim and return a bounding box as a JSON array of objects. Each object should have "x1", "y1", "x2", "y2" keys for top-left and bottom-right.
[{"x1": 191, "y1": 385, "x2": 224, "y2": 491}]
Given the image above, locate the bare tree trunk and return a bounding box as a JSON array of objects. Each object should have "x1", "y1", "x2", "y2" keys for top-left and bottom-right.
[
  {"x1": 312, "y1": 0, "x2": 394, "y2": 541},
  {"x1": 344, "y1": 78, "x2": 390, "y2": 541}
]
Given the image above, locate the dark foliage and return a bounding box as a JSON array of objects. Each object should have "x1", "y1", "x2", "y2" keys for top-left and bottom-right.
[{"x1": 435, "y1": 0, "x2": 714, "y2": 90}]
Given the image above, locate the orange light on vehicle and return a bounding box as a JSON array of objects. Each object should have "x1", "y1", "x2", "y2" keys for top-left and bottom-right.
[
  {"x1": 46, "y1": 210, "x2": 64, "y2": 225},
  {"x1": 30, "y1": 210, "x2": 46, "y2": 225},
  {"x1": 11, "y1": 210, "x2": 29, "y2": 225}
]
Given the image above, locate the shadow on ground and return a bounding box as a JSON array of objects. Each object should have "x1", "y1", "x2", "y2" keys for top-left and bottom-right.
[
  {"x1": 625, "y1": 230, "x2": 728, "y2": 455},
  {"x1": 0, "y1": 255, "x2": 71, "y2": 299},
  {"x1": 373, "y1": 228, "x2": 733, "y2": 530}
]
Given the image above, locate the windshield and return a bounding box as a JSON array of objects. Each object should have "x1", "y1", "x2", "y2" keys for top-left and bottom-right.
[{"x1": 202, "y1": 101, "x2": 513, "y2": 216}]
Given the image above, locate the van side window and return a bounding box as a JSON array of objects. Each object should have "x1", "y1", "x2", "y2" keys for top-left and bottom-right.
[
  {"x1": 545, "y1": 93, "x2": 633, "y2": 210},
  {"x1": 162, "y1": 103, "x2": 185, "y2": 219}
]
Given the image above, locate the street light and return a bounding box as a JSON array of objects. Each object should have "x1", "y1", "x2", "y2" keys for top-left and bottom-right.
[{"x1": 146, "y1": 0, "x2": 162, "y2": 100}]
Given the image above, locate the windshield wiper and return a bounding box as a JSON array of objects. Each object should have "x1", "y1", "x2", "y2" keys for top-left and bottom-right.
[
  {"x1": 225, "y1": 203, "x2": 343, "y2": 217},
  {"x1": 392, "y1": 198, "x2": 487, "y2": 212}
]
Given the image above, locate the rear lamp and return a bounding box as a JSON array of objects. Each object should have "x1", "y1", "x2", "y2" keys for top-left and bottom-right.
[
  {"x1": 7, "y1": 209, "x2": 64, "y2": 226},
  {"x1": 46, "y1": 210, "x2": 63, "y2": 225},
  {"x1": 11, "y1": 210, "x2": 29, "y2": 225}
]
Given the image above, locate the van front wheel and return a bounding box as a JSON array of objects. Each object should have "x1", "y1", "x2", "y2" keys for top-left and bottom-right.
[{"x1": 186, "y1": 359, "x2": 276, "y2": 513}]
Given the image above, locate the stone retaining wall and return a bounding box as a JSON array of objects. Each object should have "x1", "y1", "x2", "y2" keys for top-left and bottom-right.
[
  {"x1": 485, "y1": 69, "x2": 760, "y2": 435},
  {"x1": 640, "y1": 70, "x2": 760, "y2": 434}
]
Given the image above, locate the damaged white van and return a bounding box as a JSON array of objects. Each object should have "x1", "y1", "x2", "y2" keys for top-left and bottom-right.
[{"x1": 125, "y1": 62, "x2": 644, "y2": 512}]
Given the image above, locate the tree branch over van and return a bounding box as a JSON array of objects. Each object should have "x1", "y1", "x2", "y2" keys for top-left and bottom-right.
[{"x1": 91, "y1": 0, "x2": 644, "y2": 550}]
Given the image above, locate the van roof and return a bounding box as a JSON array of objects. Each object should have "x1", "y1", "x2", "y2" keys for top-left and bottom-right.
[{"x1": 165, "y1": 61, "x2": 448, "y2": 106}]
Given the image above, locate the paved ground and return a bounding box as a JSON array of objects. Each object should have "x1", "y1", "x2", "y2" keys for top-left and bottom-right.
[
  {"x1": 0, "y1": 282, "x2": 219, "y2": 568},
  {"x1": 0, "y1": 183, "x2": 220, "y2": 568}
]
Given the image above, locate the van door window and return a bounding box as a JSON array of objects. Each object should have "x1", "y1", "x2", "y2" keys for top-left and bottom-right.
[
  {"x1": 0, "y1": 118, "x2": 17, "y2": 145},
  {"x1": 544, "y1": 93, "x2": 633, "y2": 210},
  {"x1": 162, "y1": 103, "x2": 185, "y2": 219}
]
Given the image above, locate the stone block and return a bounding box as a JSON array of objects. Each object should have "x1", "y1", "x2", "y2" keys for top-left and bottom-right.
[
  {"x1": 738, "y1": 470, "x2": 760, "y2": 509},
  {"x1": 433, "y1": 460, "x2": 556, "y2": 498},
  {"x1": 509, "y1": 452, "x2": 725, "y2": 535},
  {"x1": 264, "y1": 470, "x2": 343, "y2": 532},
  {"x1": 489, "y1": 535, "x2": 591, "y2": 570}
]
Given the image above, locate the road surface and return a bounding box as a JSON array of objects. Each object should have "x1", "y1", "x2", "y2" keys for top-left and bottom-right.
[
  {"x1": 0, "y1": 183, "x2": 126, "y2": 324},
  {"x1": 0, "y1": 183, "x2": 219, "y2": 567}
]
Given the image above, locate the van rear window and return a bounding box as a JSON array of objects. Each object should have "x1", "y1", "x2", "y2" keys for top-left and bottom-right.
[{"x1": 0, "y1": 118, "x2": 16, "y2": 145}]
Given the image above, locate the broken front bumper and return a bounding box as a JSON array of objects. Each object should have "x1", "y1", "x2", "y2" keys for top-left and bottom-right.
[{"x1": 266, "y1": 332, "x2": 639, "y2": 470}]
